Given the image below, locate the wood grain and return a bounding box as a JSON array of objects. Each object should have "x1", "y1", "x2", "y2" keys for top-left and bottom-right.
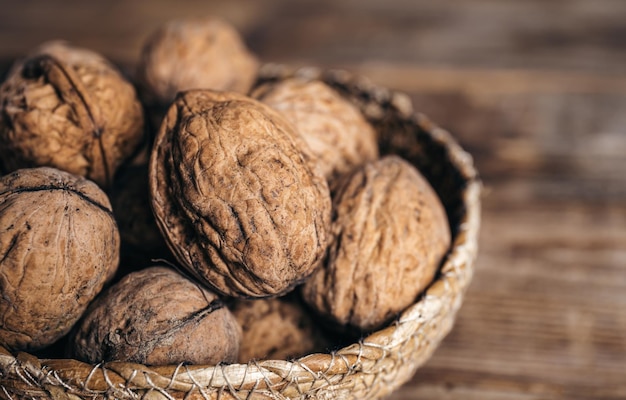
[{"x1": 0, "y1": 1, "x2": 625, "y2": 399}]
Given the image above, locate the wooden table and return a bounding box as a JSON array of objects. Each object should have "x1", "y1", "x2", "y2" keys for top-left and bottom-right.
[{"x1": 1, "y1": 1, "x2": 625, "y2": 398}]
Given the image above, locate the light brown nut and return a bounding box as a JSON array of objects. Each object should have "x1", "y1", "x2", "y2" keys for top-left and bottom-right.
[
  {"x1": 137, "y1": 17, "x2": 259, "y2": 108},
  {"x1": 302, "y1": 156, "x2": 451, "y2": 332},
  {"x1": 253, "y1": 78, "x2": 379, "y2": 190},
  {"x1": 0, "y1": 167, "x2": 119, "y2": 351},
  {"x1": 70, "y1": 266, "x2": 240, "y2": 365},
  {"x1": 0, "y1": 41, "x2": 144, "y2": 188},
  {"x1": 231, "y1": 297, "x2": 330, "y2": 363},
  {"x1": 149, "y1": 90, "x2": 331, "y2": 298}
]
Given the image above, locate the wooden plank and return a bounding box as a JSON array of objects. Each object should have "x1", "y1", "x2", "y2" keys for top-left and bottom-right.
[
  {"x1": 1, "y1": 0, "x2": 625, "y2": 73},
  {"x1": 397, "y1": 368, "x2": 626, "y2": 400}
]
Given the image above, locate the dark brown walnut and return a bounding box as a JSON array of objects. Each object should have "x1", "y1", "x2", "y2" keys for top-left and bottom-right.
[
  {"x1": 302, "y1": 156, "x2": 451, "y2": 332},
  {"x1": 137, "y1": 17, "x2": 259, "y2": 109},
  {"x1": 0, "y1": 41, "x2": 144, "y2": 188},
  {"x1": 252, "y1": 78, "x2": 379, "y2": 191},
  {"x1": 110, "y1": 163, "x2": 172, "y2": 272},
  {"x1": 69, "y1": 266, "x2": 241, "y2": 365},
  {"x1": 150, "y1": 90, "x2": 331, "y2": 298},
  {"x1": 0, "y1": 167, "x2": 119, "y2": 352},
  {"x1": 231, "y1": 297, "x2": 330, "y2": 363}
]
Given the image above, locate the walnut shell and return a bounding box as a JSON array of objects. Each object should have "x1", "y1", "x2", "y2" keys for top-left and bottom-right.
[
  {"x1": 302, "y1": 156, "x2": 451, "y2": 332},
  {"x1": 0, "y1": 167, "x2": 119, "y2": 351},
  {"x1": 137, "y1": 17, "x2": 259, "y2": 108},
  {"x1": 231, "y1": 297, "x2": 330, "y2": 363},
  {"x1": 252, "y1": 78, "x2": 379, "y2": 190},
  {"x1": 0, "y1": 41, "x2": 144, "y2": 188},
  {"x1": 149, "y1": 90, "x2": 331, "y2": 298},
  {"x1": 70, "y1": 266, "x2": 241, "y2": 365}
]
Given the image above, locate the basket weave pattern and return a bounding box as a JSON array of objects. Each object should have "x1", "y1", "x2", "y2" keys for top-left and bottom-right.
[{"x1": 0, "y1": 66, "x2": 481, "y2": 400}]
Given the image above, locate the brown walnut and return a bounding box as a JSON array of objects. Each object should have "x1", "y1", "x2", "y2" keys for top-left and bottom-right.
[
  {"x1": 150, "y1": 90, "x2": 331, "y2": 298},
  {"x1": 70, "y1": 266, "x2": 240, "y2": 365},
  {"x1": 137, "y1": 17, "x2": 259, "y2": 109},
  {"x1": 0, "y1": 41, "x2": 144, "y2": 188},
  {"x1": 302, "y1": 156, "x2": 451, "y2": 332},
  {"x1": 0, "y1": 167, "x2": 119, "y2": 351},
  {"x1": 231, "y1": 297, "x2": 329, "y2": 363},
  {"x1": 253, "y1": 78, "x2": 379, "y2": 191}
]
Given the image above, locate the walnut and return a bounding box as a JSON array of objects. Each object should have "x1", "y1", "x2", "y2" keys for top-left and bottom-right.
[
  {"x1": 0, "y1": 41, "x2": 144, "y2": 188},
  {"x1": 69, "y1": 266, "x2": 241, "y2": 366},
  {"x1": 150, "y1": 90, "x2": 331, "y2": 298},
  {"x1": 302, "y1": 156, "x2": 451, "y2": 332},
  {"x1": 252, "y1": 78, "x2": 379, "y2": 190},
  {"x1": 0, "y1": 167, "x2": 119, "y2": 352},
  {"x1": 137, "y1": 17, "x2": 259, "y2": 109},
  {"x1": 231, "y1": 296, "x2": 329, "y2": 363}
]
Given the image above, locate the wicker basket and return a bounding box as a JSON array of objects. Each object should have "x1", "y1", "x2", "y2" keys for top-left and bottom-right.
[{"x1": 0, "y1": 65, "x2": 481, "y2": 400}]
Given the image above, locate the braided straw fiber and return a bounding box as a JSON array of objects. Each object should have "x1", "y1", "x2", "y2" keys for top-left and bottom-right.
[{"x1": 0, "y1": 65, "x2": 481, "y2": 400}]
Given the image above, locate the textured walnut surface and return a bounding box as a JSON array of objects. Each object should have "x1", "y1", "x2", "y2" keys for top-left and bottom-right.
[
  {"x1": 150, "y1": 90, "x2": 331, "y2": 298},
  {"x1": 231, "y1": 297, "x2": 329, "y2": 363},
  {"x1": 0, "y1": 167, "x2": 119, "y2": 351},
  {"x1": 253, "y1": 78, "x2": 379, "y2": 190},
  {"x1": 0, "y1": 41, "x2": 144, "y2": 187},
  {"x1": 137, "y1": 17, "x2": 259, "y2": 107},
  {"x1": 70, "y1": 266, "x2": 240, "y2": 365},
  {"x1": 302, "y1": 156, "x2": 451, "y2": 332}
]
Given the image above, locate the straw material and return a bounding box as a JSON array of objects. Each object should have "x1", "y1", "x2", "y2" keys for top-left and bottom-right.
[{"x1": 0, "y1": 65, "x2": 481, "y2": 400}]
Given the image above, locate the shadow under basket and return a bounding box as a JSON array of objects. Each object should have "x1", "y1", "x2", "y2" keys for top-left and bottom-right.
[{"x1": 0, "y1": 65, "x2": 481, "y2": 400}]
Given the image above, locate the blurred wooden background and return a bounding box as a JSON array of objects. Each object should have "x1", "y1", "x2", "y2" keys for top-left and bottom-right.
[{"x1": 1, "y1": 1, "x2": 625, "y2": 399}]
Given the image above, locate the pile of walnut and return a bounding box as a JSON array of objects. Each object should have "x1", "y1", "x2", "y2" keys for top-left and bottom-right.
[{"x1": 0, "y1": 17, "x2": 450, "y2": 366}]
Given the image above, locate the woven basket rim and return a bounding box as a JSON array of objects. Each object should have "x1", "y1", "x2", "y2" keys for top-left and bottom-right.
[{"x1": 0, "y1": 64, "x2": 481, "y2": 400}]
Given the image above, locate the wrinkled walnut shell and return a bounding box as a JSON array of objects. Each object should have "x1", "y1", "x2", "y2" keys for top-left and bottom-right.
[
  {"x1": 70, "y1": 266, "x2": 241, "y2": 365},
  {"x1": 0, "y1": 41, "x2": 144, "y2": 188},
  {"x1": 302, "y1": 156, "x2": 451, "y2": 332},
  {"x1": 253, "y1": 78, "x2": 379, "y2": 190},
  {"x1": 150, "y1": 90, "x2": 331, "y2": 298},
  {"x1": 231, "y1": 296, "x2": 330, "y2": 363},
  {"x1": 0, "y1": 167, "x2": 119, "y2": 351},
  {"x1": 137, "y1": 17, "x2": 259, "y2": 108}
]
